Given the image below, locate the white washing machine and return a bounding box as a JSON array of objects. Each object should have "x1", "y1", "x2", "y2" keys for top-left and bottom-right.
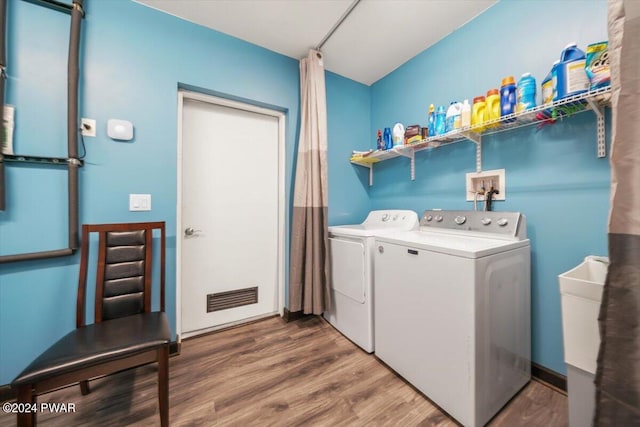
[
  {"x1": 323, "y1": 210, "x2": 419, "y2": 353},
  {"x1": 374, "y1": 210, "x2": 531, "y2": 427}
]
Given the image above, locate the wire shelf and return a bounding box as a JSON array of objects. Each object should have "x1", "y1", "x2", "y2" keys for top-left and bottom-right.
[
  {"x1": 351, "y1": 86, "x2": 611, "y2": 185},
  {"x1": 3, "y1": 154, "x2": 83, "y2": 166}
]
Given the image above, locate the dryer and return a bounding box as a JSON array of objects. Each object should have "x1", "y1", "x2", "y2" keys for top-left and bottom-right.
[
  {"x1": 324, "y1": 210, "x2": 419, "y2": 353},
  {"x1": 374, "y1": 210, "x2": 531, "y2": 427}
]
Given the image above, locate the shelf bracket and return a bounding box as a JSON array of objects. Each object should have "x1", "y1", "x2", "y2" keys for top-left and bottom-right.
[
  {"x1": 476, "y1": 140, "x2": 482, "y2": 173},
  {"x1": 396, "y1": 148, "x2": 415, "y2": 181},
  {"x1": 586, "y1": 97, "x2": 606, "y2": 158}
]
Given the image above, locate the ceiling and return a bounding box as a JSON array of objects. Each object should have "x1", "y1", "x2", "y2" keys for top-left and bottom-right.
[{"x1": 137, "y1": 0, "x2": 497, "y2": 86}]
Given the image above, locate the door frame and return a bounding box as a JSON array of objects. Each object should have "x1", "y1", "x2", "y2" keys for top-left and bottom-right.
[{"x1": 176, "y1": 90, "x2": 286, "y2": 341}]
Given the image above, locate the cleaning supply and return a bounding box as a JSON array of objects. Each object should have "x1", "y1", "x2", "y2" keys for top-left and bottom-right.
[
  {"x1": 541, "y1": 63, "x2": 555, "y2": 105},
  {"x1": 500, "y1": 76, "x2": 517, "y2": 122},
  {"x1": 556, "y1": 43, "x2": 589, "y2": 99},
  {"x1": 445, "y1": 101, "x2": 462, "y2": 133},
  {"x1": 485, "y1": 89, "x2": 500, "y2": 128},
  {"x1": 586, "y1": 41, "x2": 610, "y2": 90},
  {"x1": 392, "y1": 122, "x2": 405, "y2": 147},
  {"x1": 435, "y1": 105, "x2": 446, "y2": 135},
  {"x1": 427, "y1": 104, "x2": 436, "y2": 137},
  {"x1": 460, "y1": 99, "x2": 471, "y2": 128},
  {"x1": 383, "y1": 127, "x2": 393, "y2": 150},
  {"x1": 551, "y1": 60, "x2": 561, "y2": 101},
  {"x1": 516, "y1": 73, "x2": 537, "y2": 112},
  {"x1": 376, "y1": 129, "x2": 383, "y2": 150},
  {"x1": 471, "y1": 96, "x2": 486, "y2": 132},
  {"x1": 404, "y1": 125, "x2": 421, "y2": 145}
]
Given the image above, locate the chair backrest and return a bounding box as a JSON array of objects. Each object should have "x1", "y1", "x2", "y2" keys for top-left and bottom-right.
[{"x1": 76, "y1": 222, "x2": 166, "y2": 327}]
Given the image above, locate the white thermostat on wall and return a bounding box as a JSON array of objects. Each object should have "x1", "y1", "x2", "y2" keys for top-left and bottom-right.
[{"x1": 107, "y1": 119, "x2": 134, "y2": 141}]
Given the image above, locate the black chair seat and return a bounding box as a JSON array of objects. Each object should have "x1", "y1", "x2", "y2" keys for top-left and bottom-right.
[{"x1": 13, "y1": 312, "x2": 170, "y2": 387}]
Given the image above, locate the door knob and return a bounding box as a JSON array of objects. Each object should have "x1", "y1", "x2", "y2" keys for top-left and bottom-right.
[{"x1": 184, "y1": 227, "x2": 201, "y2": 236}]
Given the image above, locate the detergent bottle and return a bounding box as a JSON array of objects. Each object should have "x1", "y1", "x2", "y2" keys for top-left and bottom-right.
[
  {"x1": 471, "y1": 96, "x2": 486, "y2": 132},
  {"x1": 383, "y1": 127, "x2": 393, "y2": 150},
  {"x1": 500, "y1": 76, "x2": 517, "y2": 122},
  {"x1": 516, "y1": 73, "x2": 537, "y2": 112},
  {"x1": 541, "y1": 65, "x2": 555, "y2": 105},
  {"x1": 485, "y1": 89, "x2": 500, "y2": 128},
  {"x1": 435, "y1": 105, "x2": 446, "y2": 135},
  {"x1": 461, "y1": 99, "x2": 471, "y2": 128},
  {"x1": 445, "y1": 101, "x2": 462, "y2": 133},
  {"x1": 392, "y1": 122, "x2": 405, "y2": 147},
  {"x1": 427, "y1": 104, "x2": 436, "y2": 137},
  {"x1": 556, "y1": 43, "x2": 588, "y2": 99}
]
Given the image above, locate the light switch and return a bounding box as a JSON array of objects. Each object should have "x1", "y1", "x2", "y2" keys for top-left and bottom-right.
[{"x1": 129, "y1": 194, "x2": 151, "y2": 211}]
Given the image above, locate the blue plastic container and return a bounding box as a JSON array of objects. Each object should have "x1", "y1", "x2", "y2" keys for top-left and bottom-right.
[
  {"x1": 500, "y1": 76, "x2": 517, "y2": 122},
  {"x1": 435, "y1": 105, "x2": 446, "y2": 135},
  {"x1": 556, "y1": 43, "x2": 589, "y2": 99},
  {"x1": 383, "y1": 127, "x2": 393, "y2": 150},
  {"x1": 427, "y1": 104, "x2": 436, "y2": 137},
  {"x1": 516, "y1": 73, "x2": 537, "y2": 112},
  {"x1": 541, "y1": 65, "x2": 554, "y2": 105}
]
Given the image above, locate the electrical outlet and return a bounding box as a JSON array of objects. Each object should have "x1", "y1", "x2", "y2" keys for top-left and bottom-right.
[
  {"x1": 466, "y1": 169, "x2": 506, "y2": 201},
  {"x1": 81, "y1": 118, "x2": 96, "y2": 137}
]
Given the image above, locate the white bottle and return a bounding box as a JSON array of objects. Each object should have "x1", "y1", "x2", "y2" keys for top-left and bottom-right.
[
  {"x1": 392, "y1": 122, "x2": 405, "y2": 147},
  {"x1": 461, "y1": 99, "x2": 471, "y2": 128}
]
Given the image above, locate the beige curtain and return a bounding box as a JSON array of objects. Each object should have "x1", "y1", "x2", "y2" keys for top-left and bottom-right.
[
  {"x1": 595, "y1": 1, "x2": 640, "y2": 424},
  {"x1": 288, "y1": 49, "x2": 331, "y2": 315}
]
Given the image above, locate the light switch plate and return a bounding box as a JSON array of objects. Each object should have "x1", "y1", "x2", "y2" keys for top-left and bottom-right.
[{"x1": 129, "y1": 194, "x2": 151, "y2": 211}]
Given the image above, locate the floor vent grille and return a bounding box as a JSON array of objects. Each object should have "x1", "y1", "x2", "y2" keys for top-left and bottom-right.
[{"x1": 207, "y1": 287, "x2": 258, "y2": 312}]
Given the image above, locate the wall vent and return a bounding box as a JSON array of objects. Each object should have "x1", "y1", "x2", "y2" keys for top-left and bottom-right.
[{"x1": 207, "y1": 287, "x2": 258, "y2": 312}]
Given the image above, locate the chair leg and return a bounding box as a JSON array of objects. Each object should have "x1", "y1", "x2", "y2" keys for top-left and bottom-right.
[
  {"x1": 16, "y1": 385, "x2": 36, "y2": 427},
  {"x1": 79, "y1": 380, "x2": 91, "y2": 395},
  {"x1": 158, "y1": 345, "x2": 169, "y2": 427}
]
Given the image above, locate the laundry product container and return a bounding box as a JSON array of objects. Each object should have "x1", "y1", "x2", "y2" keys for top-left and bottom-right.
[{"x1": 559, "y1": 256, "x2": 609, "y2": 427}]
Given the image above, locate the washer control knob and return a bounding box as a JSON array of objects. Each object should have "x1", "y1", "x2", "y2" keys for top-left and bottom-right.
[
  {"x1": 454, "y1": 215, "x2": 466, "y2": 225},
  {"x1": 497, "y1": 218, "x2": 509, "y2": 227},
  {"x1": 481, "y1": 217, "x2": 492, "y2": 225},
  {"x1": 425, "y1": 215, "x2": 433, "y2": 222},
  {"x1": 435, "y1": 215, "x2": 443, "y2": 222},
  {"x1": 381, "y1": 213, "x2": 390, "y2": 222},
  {"x1": 392, "y1": 215, "x2": 398, "y2": 221},
  {"x1": 378, "y1": 246, "x2": 384, "y2": 254}
]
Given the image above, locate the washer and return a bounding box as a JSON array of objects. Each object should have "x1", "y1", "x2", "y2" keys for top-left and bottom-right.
[
  {"x1": 374, "y1": 210, "x2": 530, "y2": 427},
  {"x1": 323, "y1": 210, "x2": 419, "y2": 353}
]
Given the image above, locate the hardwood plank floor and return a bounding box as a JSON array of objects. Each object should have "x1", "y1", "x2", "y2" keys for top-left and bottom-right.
[{"x1": 0, "y1": 316, "x2": 568, "y2": 426}]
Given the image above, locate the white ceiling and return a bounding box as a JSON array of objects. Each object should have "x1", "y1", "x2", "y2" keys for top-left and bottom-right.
[{"x1": 137, "y1": 0, "x2": 497, "y2": 86}]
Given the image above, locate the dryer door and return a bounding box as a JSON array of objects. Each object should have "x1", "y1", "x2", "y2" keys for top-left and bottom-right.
[{"x1": 329, "y1": 237, "x2": 366, "y2": 303}]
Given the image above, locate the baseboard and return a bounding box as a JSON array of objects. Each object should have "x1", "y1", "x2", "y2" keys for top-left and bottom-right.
[
  {"x1": 532, "y1": 362, "x2": 567, "y2": 392},
  {"x1": 169, "y1": 340, "x2": 181, "y2": 357},
  {"x1": 0, "y1": 340, "x2": 182, "y2": 402},
  {"x1": 282, "y1": 308, "x2": 313, "y2": 322}
]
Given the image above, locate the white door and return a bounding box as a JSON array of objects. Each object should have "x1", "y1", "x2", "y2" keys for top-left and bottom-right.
[{"x1": 178, "y1": 92, "x2": 284, "y2": 338}]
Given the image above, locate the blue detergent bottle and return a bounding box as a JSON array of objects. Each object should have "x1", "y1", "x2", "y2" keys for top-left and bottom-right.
[
  {"x1": 427, "y1": 104, "x2": 435, "y2": 137},
  {"x1": 383, "y1": 127, "x2": 393, "y2": 150},
  {"x1": 500, "y1": 76, "x2": 517, "y2": 122},
  {"x1": 556, "y1": 43, "x2": 588, "y2": 99},
  {"x1": 435, "y1": 105, "x2": 446, "y2": 135},
  {"x1": 516, "y1": 73, "x2": 537, "y2": 112}
]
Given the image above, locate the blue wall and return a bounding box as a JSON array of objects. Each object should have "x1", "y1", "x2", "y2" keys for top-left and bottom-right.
[
  {"x1": 0, "y1": 0, "x2": 369, "y2": 384},
  {"x1": 370, "y1": 0, "x2": 609, "y2": 374}
]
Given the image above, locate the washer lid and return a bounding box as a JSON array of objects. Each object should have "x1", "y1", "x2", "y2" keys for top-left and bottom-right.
[{"x1": 375, "y1": 230, "x2": 529, "y2": 258}]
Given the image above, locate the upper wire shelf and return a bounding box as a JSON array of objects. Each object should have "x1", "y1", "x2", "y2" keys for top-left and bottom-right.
[{"x1": 351, "y1": 86, "x2": 611, "y2": 168}]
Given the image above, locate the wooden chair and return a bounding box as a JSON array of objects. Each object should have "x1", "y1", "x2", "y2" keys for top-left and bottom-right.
[{"x1": 11, "y1": 222, "x2": 170, "y2": 427}]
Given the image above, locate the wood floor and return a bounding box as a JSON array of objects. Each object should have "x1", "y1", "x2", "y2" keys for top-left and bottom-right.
[{"x1": 0, "y1": 316, "x2": 568, "y2": 426}]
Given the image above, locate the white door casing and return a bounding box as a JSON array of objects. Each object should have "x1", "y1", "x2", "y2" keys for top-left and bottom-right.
[{"x1": 177, "y1": 91, "x2": 285, "y2": 339}]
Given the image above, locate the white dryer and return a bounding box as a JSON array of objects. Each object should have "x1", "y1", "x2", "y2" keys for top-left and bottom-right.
[
  {"x1": 374, "y1": 210, "x2": 531, "y2": 427},
  {"x1": 324, "y1": 210, "x2": 419, "y2": 353}
]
